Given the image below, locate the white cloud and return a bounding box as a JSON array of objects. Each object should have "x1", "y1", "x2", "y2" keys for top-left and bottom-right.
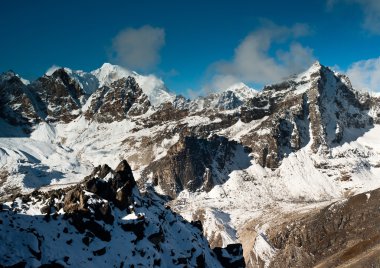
[
  {"x1": 111, "y1": 25, "x2": 165, "y2": 71},
  {"x1": 204, "y1": 21, "x2": 316, "y2": 93},
  {"x1": 346, "y1": 57, "x2": 380, "y2": 92},
  {"x1": 327, "y1": 0, "x2": 380, "y2": 34}
]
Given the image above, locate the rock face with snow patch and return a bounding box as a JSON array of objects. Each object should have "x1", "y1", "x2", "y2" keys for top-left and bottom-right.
[
  {"x1": 0, "y1": 68, "x2": 88, "y2": 125},
  {"x1": 31, "y1": 68, "x2": 86, "y2": 123},
  {"x1": 142, "y1": 134, "x2": 251, "y2": 198},
  {"x1": 84, "y1": 76, "x2": 150, "y2": 122},
  {"x1": 237, "y1": 62, "x2": 374, "y2": 168},
  {"x1": 0, "y1": 71, "x2": 39, "y2": 128}
]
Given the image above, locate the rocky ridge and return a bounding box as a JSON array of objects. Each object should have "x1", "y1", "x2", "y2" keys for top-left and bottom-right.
[{"x1": 0, "y1": 160, "x2": 244, "y2": 267}]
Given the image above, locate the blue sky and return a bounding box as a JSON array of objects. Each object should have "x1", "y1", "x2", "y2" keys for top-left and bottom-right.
[{"x1": 2, "y1": 0, "x2": 380, "y2": 95}]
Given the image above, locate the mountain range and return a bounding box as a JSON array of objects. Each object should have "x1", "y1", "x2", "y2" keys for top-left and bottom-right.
[{"x1": 1, "y1": 62, "x2": 380, "y2": 267}]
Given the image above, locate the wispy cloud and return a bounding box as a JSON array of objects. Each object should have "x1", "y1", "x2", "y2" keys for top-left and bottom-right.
[
  {"x1": 327, "y1": 0, "x2": 380, "y2": 34},
  {"x1": 110, "y1": 25, "x2": 165, "y2": 71},
  {"x1": 202, "y1": 21, "x2": 316, "y2": 94},
  {"x1": 346, "y1": 57, "x2": 380, "y2": 92}
]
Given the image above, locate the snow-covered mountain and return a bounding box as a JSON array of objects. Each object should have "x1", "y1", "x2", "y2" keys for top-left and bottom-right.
[
  {"x1": 1, "y1": 61, "x2": 380, "y2": 267},
  {"x1": 46, "y1": 63, "x2": 175, "y2": 107}
]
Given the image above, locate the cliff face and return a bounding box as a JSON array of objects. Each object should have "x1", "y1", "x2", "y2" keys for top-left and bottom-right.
[{"x1": 142, "y1": 135, "x2": 251, "y2": 198}]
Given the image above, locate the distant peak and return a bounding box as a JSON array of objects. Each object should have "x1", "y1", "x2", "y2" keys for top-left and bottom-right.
[
  {"x1": 5, "y1": 69, "x2": 16, "y2": 75},
  {"x1": 305, "y1": 61, "x2": 323, "y2": 73},
  {"x1": 99, "y1": 62, "x2": 117, "y2": 69},
  {"x1": 225, "y1": 82, "x2": 249, "y2": 92},
  {"x1": 98, "y1": 63, "x2": 129, "y2": 72},
  {"x1": 48, "y1": 68, "x2": 74, "y2": 82},
  {"x1": 221, "y1": 82, "x2": 257, "y2": 101},
  {"x1": 0, "y1": 70, "x2": 30, "y2": 85},
  {"x1": 93, "y1": 63, "x2": 130, "y2": 74},
  {"x1": 312, "y1": 60, "x2": 322, "y2": 67},
  {"x1": 0, "y1": 70, "x2": 17, "y2": 78},
  {"x1": 101, "y1": 62, "x2": 113, "y2": 67},
  {"x1": 0, "y1": 70, "x2": 24, "y2": 85},
  {"x1": 292, "y1": 61, "x2": 325, "y2": 82},
  {"x1": 225, "y1": 82, "x2": 257, "y2": 93}
]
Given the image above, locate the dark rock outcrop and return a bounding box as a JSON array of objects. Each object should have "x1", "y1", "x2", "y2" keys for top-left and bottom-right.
[
  {"x1": 214, "y1": 243, "x2": 245, "y2": 268},
  {"x1": 81, "y1": 160, "x2": 136, "y2": 210}
]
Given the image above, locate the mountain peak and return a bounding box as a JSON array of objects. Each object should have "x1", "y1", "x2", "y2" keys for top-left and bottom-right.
[
  {"x1": 98, "y1": 62, "x2": 124, "y2": 73},
  {"x1": 303, "y1": 60, "x2": 323, "y2": 75},
  {"x1": 311, "y1": 60, "x2": 322, "y2": 68},
  {"x1": 50, "y1": 67, "x2": 70, "y2": 79},
  {"x1": 0, "y1": 70, "x2": 18, "y2": 80},
  {"x1": 0, "y1": 70, "x2": 30, "y2": 86},
  {"x1": 224, "y1": 82, "x2": 257, "y2": 99},
  {"x1": 225, "y1": 82, "x2": 250, "y2": 92},
  {"x1": 91, "y1": 63, "x2": 132, "y2": 88},
  {"x1": 97, "y1": 62, "x2": 132, "y2": 73},
  {"x1": 100, "y1": 62, "x2": 114, "y2": 69},
  {"x1": 3, "y1": 69, "x2": 17, "y2": 76},
  {"x1": 290, "y1": 61, "x2": 328, "y2": 85}
]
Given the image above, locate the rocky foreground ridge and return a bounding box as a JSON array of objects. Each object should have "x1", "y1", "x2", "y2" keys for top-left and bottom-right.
[{"x1": 0, "y1": 160, "x2": 244, "y2": 267}]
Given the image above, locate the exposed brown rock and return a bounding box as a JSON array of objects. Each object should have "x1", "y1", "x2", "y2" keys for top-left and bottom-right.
[
  {"x1": 262, "y1": 188, "x2": 380, "y2": 267},
  {"x1": 63, "y1": 186, "x2": 88, "y2": 214}
]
